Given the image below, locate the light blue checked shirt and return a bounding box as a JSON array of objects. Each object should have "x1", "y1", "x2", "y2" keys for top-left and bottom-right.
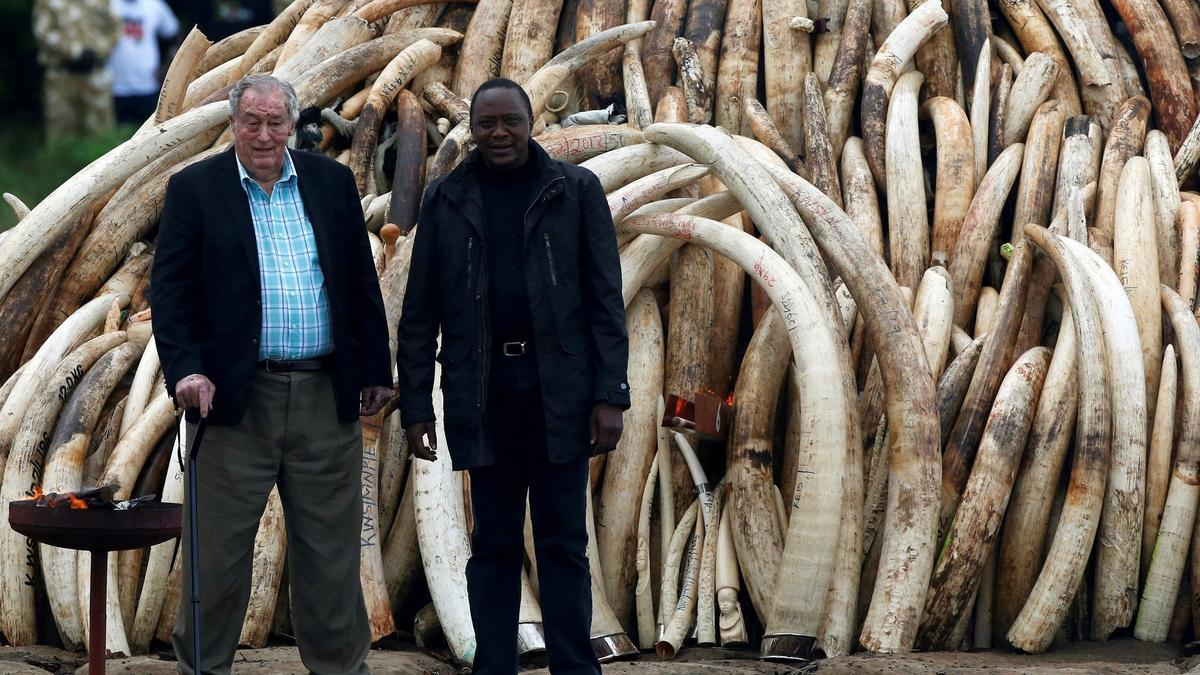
[{"x1": 236, "y1": 150, "x2": 334, "y2": 361}]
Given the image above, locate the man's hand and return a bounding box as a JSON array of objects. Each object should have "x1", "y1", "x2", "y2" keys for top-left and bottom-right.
[
  {"x1": 404, "y1": 422, "x2": 438, "y2": 461},
  {"x1": 590, "y1": 402, "x2": 624, "y2": 453},
  {"x1": 175, "y1": 374, "x2": 216, "y2": 418},
  {"x1": 359, "y1": 385, "x2": 393, "y2": 417}
]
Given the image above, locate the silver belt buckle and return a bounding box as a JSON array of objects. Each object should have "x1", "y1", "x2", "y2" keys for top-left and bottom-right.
[{"x1": 501, "y1": 341, "x2": 527, "y2": 356}]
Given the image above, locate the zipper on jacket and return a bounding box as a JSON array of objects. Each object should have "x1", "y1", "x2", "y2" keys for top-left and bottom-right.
[
  {"x1": 466, "y1": 236, "x2": 475, "y2": 294},
  {"x1": 544, "y1": 233, "x2": 559, "y2": 286}
]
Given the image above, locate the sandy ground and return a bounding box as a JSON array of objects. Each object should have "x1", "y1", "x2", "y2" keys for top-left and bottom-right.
[{"x1": 0, "y1": 638, "x2": 1194, "y2": 674}]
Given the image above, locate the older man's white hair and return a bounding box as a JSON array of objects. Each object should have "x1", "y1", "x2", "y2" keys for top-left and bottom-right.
[{"x1": 229, "y1": 75, "x2": 300, "y2": 126}]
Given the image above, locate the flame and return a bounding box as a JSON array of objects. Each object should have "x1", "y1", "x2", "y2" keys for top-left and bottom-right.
[
  {"x1": 68, "y1": 494, "x2": 88, "y2": 510},
  {"x1": 725, "y1": 390, "x2": 734, "y2": 406},
  {"x1": 28, "y1": 486, "x2": 43, "y2": 501}
]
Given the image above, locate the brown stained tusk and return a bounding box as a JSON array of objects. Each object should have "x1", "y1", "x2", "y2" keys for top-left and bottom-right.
[
  {"x1": 801, "y1": 74, "x2": 840, "y2": 207},
  {"x1": 744, "y1": 98, "x2": 804, "y2": 177},
  {"x1": 762, "y1": 0, "x2": 811, "y2": 153},
  {"x1": 713, "y1": 0, "x2": 761, "y2": 136},
  {"x1": 1108, "y1": 0, "x2": 1198, "y2": 152},
  {"x1": 860, "y1": 0, "x2": 949, "y2": 189},
  {"x1": 1033, "y1": 0, "x2": 1125, "y2": 131},
  {"x1": 950, "y1": 0, "x2": 991, "y2": 95},
  {"x1": 917, "y1": 346, "x2": 1053, "y2": 651},
  {"x1": 989, "y1": 64, "x2": 1015, "y2": 163},
  {"x1": 940, "y1": 240, "x2": 1034, "y2": 537},
  {"x1": 993, "y1": 0, "x2": 1082, "y2": 116},
  {"x1": 1162, "y1": 0, "x2": 1200, "y2": 59},
  {"x1": 1179, "y1": 202, "x2": 1200, "y2": 310},
  {"x1": 1010, "y1": 101, "x2": 1065, "y2": 252},
  {"x1": 909, "y1": 0, "x2": 961, "y2": 100},
  {"x1": 673, "y1": 38, "x2": 711, "y2": 124},
  {"x1": 921, "y1": 97, "x2": 973, "y2": 267},
  {"x1": 813, "y1": 0, "x2": 849, "y2": 84},
  {"x1": 840, "y1": 137, "x2": 885, "y2": 259},
  {"x1": 822, "y1": 0, "x2": 870, "y2": 159},
  {"x1": 995, "y1": 305, "x2": 1079, "y2": 640},
  {"x1": 948, "y1": 143, "x2": 1025, "y2": 328},
  {"x1": 1093, "y1": 96, "x2": 1152, "y2": 244}
]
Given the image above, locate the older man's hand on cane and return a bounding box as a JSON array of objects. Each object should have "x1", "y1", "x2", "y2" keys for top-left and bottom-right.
[{"x1": 176, "y1": 374, "x2": 216, "y2": 418}]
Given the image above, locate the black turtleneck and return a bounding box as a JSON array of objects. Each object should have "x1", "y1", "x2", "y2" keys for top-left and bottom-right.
[{"x1": 479, "y1": 156, "x2": 538, "y2": 342}]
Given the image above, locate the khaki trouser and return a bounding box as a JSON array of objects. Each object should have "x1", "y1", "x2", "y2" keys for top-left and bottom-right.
[
  {"x1": 42, "y1": 67, "x2": 113, "y2": 141},
  {"x1": 173, "y1": 369, "x2": 370, "y2": 675}
]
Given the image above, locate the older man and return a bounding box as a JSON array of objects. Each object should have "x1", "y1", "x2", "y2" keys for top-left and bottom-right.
[{"x1": 151, "y1": 75, "x2": 391, "y2": 675}]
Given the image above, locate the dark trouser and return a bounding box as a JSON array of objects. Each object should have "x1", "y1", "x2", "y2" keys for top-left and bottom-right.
[
  {"x1": 173, "y1": 369, "x2": 370, "y2": 675},
  {"x1": 114, "y1": 93, "x2": 158, "y2": 125},
  {"x1": 466, "y1": 350, "x2": 600, "y2": 675}
]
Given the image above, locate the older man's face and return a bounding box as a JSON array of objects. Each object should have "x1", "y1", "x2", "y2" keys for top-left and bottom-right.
[{"x1": 231, "y1": 87, "x2": 294, "y2": 182}]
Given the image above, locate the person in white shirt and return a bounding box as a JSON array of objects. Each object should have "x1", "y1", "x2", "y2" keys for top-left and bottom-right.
[{"x1": 108, "y1": 0, "x2": 179, "y2": 124}]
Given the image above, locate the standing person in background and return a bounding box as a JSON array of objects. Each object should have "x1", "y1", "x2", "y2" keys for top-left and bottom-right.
[
  {"x1": 32, "y1": 0, "x2": 121, "y2": 141},
  {"x1": 108, "y1": 0, "x2": 179, "y2": 125},
  {"x1": 188, "y1": 0, "x2": 275, "y2": 42}
]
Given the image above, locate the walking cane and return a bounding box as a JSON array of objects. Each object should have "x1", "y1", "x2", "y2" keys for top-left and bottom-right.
[{"x1": 179, "y1": 411, "x2": 207, "y2": 671}]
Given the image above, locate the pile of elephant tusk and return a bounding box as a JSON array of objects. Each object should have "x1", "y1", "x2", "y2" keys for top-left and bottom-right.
[{"x1": 6, "y1": 0, "x2": 1200, "y2": 665}]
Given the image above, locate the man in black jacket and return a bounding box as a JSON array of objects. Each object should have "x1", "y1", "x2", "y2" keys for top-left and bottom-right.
[
  {"x1": 397, "y1": 78, "x2": 630, "y2": 674},
  {"x1": 152, "y1": 75, "x2": 392, "y2": 675}
]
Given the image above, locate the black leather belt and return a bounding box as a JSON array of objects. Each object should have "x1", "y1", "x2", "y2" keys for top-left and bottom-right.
[
  {"x1": 260, "y1": 357, "x2": 330, "y2": 373},
  {"x1": 497, "y1": 340, "x2": 533, "y2": 357}
]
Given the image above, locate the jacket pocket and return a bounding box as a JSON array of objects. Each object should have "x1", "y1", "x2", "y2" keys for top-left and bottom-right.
[{"x1": 559, "y1": 334, "x2": 588, "y2": 356}]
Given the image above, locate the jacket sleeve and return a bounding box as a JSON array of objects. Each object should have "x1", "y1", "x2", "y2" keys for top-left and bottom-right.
[
  {"x1": 339, "y1": 164, "x2": 393, "y2": 389},
  {"x1": 150, "y1": 172, "x2": 206, "y2": 401},
  {"x1": 577, "y1": 170, "x2": 631, "y2": 409},
  {"x1": 395, "y1": 185, "x2": 441, "y2": 427}
]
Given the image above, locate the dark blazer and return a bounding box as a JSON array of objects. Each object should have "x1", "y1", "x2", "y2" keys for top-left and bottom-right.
[
  {"x1": 151, "y1": 147, "x2": 392, "y2": 425},
  {"x1": 396, "y1": 141, "x2": 630, "y2": 470}
]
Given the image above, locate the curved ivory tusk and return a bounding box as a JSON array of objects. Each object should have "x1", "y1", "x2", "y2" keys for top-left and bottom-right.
[
  {"x1": 1135, "y1": 290, "x2": 1200, "y2": 641},
  {"x1": 948, "y1": 143, "x2": 1025, "y2": 328},
  {"x1": 860, "y1": 0, "x2": 948, "y2": 188},
  {"x1": 620, "y1": 211, "x2": 852, "y2": 658},
  {"x1": 994, "y1": 0, "x2": 1081, "y2": 116},
  {"x1": 348, "y1": 39, "x2": 443, "y2": 193},
  {"x1": 840, "y1": 138, "x2": 884, "y2": 258},
  {"x1": 414, "y1": 363, "x2": 476, "y2": 663},
  {"x1": 0, "y1": 333, "x2": 126, "y2": 645},
  {"x1": 995, "y1": 307, "x2": 1079, "y2": 639},
  {"x1": 1060, "y1": 235, "x2": 1148, "y2": 640},
  {"x1": 917, "y1": 346, "x2": 1053, "y2": 650},
  {"x1": 968, "y1": 42, "x2": 991, "y2": 188},
  {"x1": 1006, "y1": 225, "x2": 1110, "y2": 654},
  {"x1": 762, "y1": 0, "x2": 810, "y2": 152},
  {"x1": 633, "y1": 453, "x2": 659, "y2": 648},
  {"x1": 744, "y1": 98, "x2": 804, "y2": 177},
  {"x1": 1146, "y1": 131, "x2": 1182, "y2": 287},
  {"x1": 885, "y1": 71, "x2": 928, "y2": 290},
  {"x1": 240, "y1": 487, "x2": 287, "y2": 647},
  {"x1": 607, "y1": 164, "x2": 710, "y2": 222},
  {"x1": 1002, "y1": 52, "x2": 1059, "y2": 147},
  {"x1": 1179, "y1": 202, "x2": 1200, "y2": 309},
  {"x1": 596, "y1": 290, "x2": 663, "y2": 630}
]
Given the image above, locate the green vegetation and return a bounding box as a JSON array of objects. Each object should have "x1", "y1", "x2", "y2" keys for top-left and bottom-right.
[{"x1": 0, "y1": 120, "x2": 137, "y2": 232}]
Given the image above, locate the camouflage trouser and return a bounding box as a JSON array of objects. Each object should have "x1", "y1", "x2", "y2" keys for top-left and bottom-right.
[{"x1": 42, "y1": 67, "x2": 114, "y2": 141}]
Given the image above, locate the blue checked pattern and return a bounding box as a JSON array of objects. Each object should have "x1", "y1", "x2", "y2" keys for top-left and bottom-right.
[{"x1": 236, "y1": 151, "x2": 334, "y2": 361}]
